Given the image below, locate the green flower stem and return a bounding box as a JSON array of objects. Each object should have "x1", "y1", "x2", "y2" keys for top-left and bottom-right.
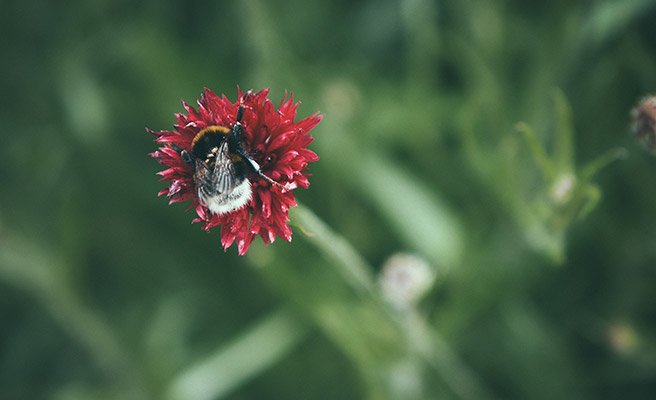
[
  {"x1": 580, "y1": 147, "x2": 628, "y2": 181},
  {"x1": 403, "y1": 309, "x2": 496, "y2": 400},
  {"x1": 553, "y1": 88, "x2": 575, "y2": 173},
  {"x1": 289, "y1": 203, "x2": 377, "y2": 296},
  {"x1": 284, "y1": 204, "x2": 491, "y2": 400},
  {"x1": 516, "y1": 122, "x2": 556, "y2": 181}
]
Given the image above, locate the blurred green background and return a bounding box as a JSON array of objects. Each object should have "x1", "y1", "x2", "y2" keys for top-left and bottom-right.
[{"x1": 2, "y1": 0, "x2": 656, "y2": 399}]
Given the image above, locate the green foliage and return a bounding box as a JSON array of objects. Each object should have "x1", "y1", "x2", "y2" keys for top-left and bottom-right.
[
  {"x1": 2, "y1": 0, "x2": 656, "y2": 399},
  {"x1": 514, "y1": 89, "x2": 626, "y2": 262}
]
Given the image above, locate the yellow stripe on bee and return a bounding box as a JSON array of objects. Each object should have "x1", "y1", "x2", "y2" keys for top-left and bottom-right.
[
  {"x1": 230, "y1": 154, "x2": 243, "y2": 162},
  {"x1": 192, "y1": 125, "x2": 230, "y2": 148}
]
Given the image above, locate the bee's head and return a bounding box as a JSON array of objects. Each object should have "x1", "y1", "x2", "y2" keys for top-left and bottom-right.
[{"x1": 191, "y1": 126, "x2": 231, "y2": 161}]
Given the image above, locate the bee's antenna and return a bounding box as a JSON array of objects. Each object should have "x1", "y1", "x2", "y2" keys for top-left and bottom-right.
[{"x1": 233, "y1": 102, "x2": 246, "y2": 142}]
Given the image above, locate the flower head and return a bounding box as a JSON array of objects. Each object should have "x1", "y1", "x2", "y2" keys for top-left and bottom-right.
[
  {"x1": 148, "y1": 88, "x2": 322, "y2": 255},
  {"x1": 379, "y1": 253, "x2": 435, "y2": 309},
  {"x1": 631, "y1": 96, "x2": 656, "y2": 154}
]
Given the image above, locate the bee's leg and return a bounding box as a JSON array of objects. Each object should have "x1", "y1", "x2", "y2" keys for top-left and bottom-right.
[
  {"x1": 258, "y1": 170, "x2": 285, "y2": 189},
  {"x1": 170, "y1": 144, "x2": 193, "y2": 165},
  {"x1": 181, "y1": 150, "x2": 193, "y2": 165},
  {"x1": 240, "y1": 150, "x2": 285, "y2": 189},
  {"x1": 232, "y1": 104, "x2": 246, "y2": 142},
  {"x1": 232, "y1": 99, "x2": 284, "y2": 189}
]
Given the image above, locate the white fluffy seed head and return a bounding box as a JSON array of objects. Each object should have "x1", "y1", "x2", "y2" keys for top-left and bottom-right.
[{"x1": 379, "y1": 253, "x2": 435, "y2": 309}]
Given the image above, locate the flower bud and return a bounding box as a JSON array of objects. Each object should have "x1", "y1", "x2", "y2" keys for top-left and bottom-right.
[
  {"x1": 550, "y1": 173, "x2": 577, "y2": 204},
  {"x1": 631, "y1": 96, "x2": 656, "y2": 154},
  {"x1": 379, "y1": 253, "x2": 434, "y2": 309}
]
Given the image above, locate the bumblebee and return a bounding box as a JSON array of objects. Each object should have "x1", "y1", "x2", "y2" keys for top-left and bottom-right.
[{"x1": 172, "y1": 104, "x2": 282, "y2": 215}]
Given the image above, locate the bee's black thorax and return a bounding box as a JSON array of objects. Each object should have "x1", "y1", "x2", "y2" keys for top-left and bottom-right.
[{"x1": 191, "y1": 126, "x2": 232, "y2": 161}]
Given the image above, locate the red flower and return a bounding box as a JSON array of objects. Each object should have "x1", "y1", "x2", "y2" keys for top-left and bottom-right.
[
  {"x1": 632, "y1": 96, "x2": 656, "y2": 154},
  {"x1": 148, "y1": 88, "x2": 322, "y2": 255}
]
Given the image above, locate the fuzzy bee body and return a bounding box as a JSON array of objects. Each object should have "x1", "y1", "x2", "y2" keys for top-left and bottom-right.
[
  {"x1": 175, "y1": 104, "x2": 281, "y2": 216},
  {"x1": 193, "y1": 138, "x2": 252, "y2": 215}
]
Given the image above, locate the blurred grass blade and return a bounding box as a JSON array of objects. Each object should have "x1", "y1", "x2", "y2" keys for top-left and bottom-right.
[
  {"x1": 165, "y1": 308, "x2": 309, "y2": 400},
  {"x1": 0, "y1": 234, "x2": 147, "y2": 399},
  {"x1": 580, "y1": 0, "x2": 656, "y2": 51},
  {"x1": 355, "y1": 152, "x2": 464, "y2": 273}
]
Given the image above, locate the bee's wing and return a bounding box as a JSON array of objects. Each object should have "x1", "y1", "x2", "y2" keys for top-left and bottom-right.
[{"x1": 214, "y1": 142, "x2": 241, "y2": 194}]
